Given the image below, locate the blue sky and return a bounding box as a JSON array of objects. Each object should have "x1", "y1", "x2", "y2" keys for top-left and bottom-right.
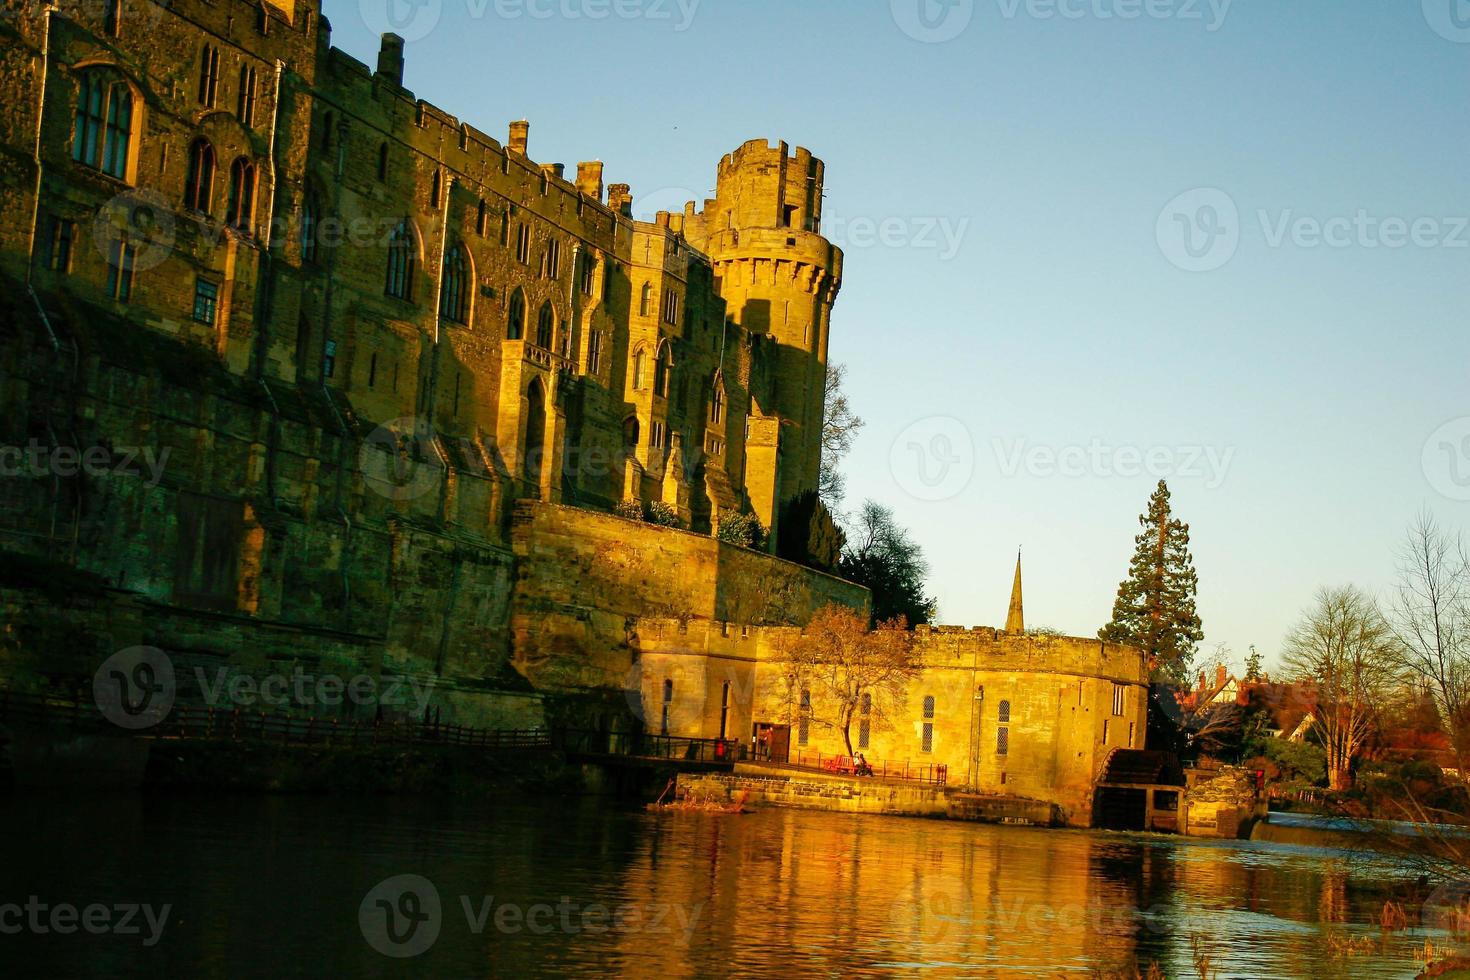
[{"x1": 329, "y1": 0, "x2": 1470, "y2": 673}]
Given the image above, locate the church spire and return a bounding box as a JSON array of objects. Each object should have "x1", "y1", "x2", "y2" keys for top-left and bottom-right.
[{"x1": 1005, "y1": 549, "x2": 1025, "y2": 634}]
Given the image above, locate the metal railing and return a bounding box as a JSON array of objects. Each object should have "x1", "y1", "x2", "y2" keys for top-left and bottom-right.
[
  {"x1": 768, "y1": 747, "x2": 949, "y2": 786},
  {"x1": 555, "y1": 728, "x2": 739, "y2": 764}
]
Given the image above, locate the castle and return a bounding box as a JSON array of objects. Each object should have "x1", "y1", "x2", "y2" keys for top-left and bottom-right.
[{"x1": 0, "y1": 0, "x2": 1146, "y2": 825}]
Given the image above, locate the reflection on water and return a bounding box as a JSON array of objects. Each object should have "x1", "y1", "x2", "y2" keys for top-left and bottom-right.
[{"x1": 0, "y1": 793, "x2": 1444, "y2": 977}]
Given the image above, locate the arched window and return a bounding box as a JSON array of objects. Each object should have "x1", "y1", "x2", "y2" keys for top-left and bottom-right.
[
  {"x1": 639, "y1": 282, "x2": 652, "y2": 317},
  {"x1": 623, "y1": 416, "x2": 640, "y2": 451},
  {"x1": 73, "y1": 72, "x2": 134, "y2": 181},
  {"x1": 183, "y1": 139, "x2": 215, "y2": 213},
  {"x1": 507, "y1": 289, "x2": 525, "y2": 340},
  {"x1": 440, "y1": 244, "x2": 467, "y2": 323},
  {"x1": 385, "y1": 220, "x2": 414, "y2": 300},
  {"x1": 198, "y1": 44, "x2": 220, "y2": 107},
  {"x1": 430, "y1": 169, "x2": 442, "y2": 208},
  {"x1": 632, "y1": 347, "x2": 647, "y2": 390},
  {"x1": 535, "y1": 301, "x2": 554, "y2": 350},
  {"x1": 660, "y1": 678, "x2": 675, "y2": 736},
  {"x1": 226, "y1": 158, "x2": 255, "y2": 232},
  {"x1": 301, "y1": 187, "x2": 320, "y2": 264},
  {"x1": 653, "y1": 341, "x2": 672, "y2": 398},
  {"x1": 710, "y1": 375, "x2": 725, "y2": 425}
]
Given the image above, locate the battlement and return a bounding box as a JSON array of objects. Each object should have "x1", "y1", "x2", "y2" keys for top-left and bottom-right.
[{"x1": 913, "y1": 626, "x2": 1147, "y2": 683}]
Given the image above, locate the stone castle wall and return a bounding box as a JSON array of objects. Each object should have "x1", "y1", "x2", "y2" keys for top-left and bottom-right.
[
  {"x1": 0, "y1": 0, "x2": 861, "y2": 726},
  {"x1": 629, "y1": 619, "x2": 1149, "y2": 827}
]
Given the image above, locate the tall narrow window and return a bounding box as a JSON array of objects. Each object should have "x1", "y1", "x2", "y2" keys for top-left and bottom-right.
[
  {"x1": 106, "y1": 236, "x2": 135, "y2": 302},
  {"x1": 662, "y1": 288, "x2": 679, "y2": 325},
  {"x1": 237, "y1": 65, "x2": 257, "y2": 127},
  {"x1": 632, "y1": 348, "x2": 647, "y2": 390},
  {"x1": 997, "y1": 699, "x2": 1010, "y2": 757},
  {"x1": 385, "y1": 220, "x2": 414, "y2": 300},
  {"x1": 515, "y1": 224, "x2": 530, "y2": 265},
  {"x1": 198, "y1": 45, "x2": 219, "y2": 107},
  {"x1": 710, "y1": 377, "x2": 725, "y2": 425},
  {"x1": 321, "y1": 112, "x2": 334, "y2": 152},
  {"x1": 858, "y1": 693, "x2": 872, "y2": 749},
  {"x1": 586, "y1": 330, "x2": 602, "y2": 375},
  {"x1": 719, "y1": 682, "x2": 731, "y2": 740},
  {"x1": 580, "y1": 252, "x2": 595, "y2": 296},
  {"x1": 506, "y1": 289, "x2": 525, "y2": 340},
  {"x1": 476, "y1": 199, "x2": 487, "y2": 236},
  {"x1": 377, "y1": 142, "x2": 389, "y2": 181},
  {"x1": 103, "y1": 0, "x2": 121, "y2": 36},
  {"x1": 429, "y1": 169, "x2": 442, "y2": 208},
  {"x1": 226, "y1": 158, "x2": 255, "y2": 232},
  {"x1": 301, "y1": 188, "x2": 319, "y2": 263},
  {"x1": 798, "y1": 688, "x2": 811, "y2": 746},
  {"x1": 192, "y1": 278, "x2": 218, "y2": 325},
  {"x1": 73, "y1": 74, "x2": 133, "y2": 180},
  {"x1": 1112, "y1": 683, "x2": 1126, "y2": 717},
  {"x1": 661, "y1": 679, "x2": 674, "y2": 737},
  {"x1": 542, "y1": 239, "x2": 560, "y2": 279},
  {"x1": 639, "y1": 282, "x2": 652, "y2": 317},
  {"x1": 46, "y1": 217, "x2": 75, "y2": 273},
  {"x1": 183, "y1": 139, "x2": 215, "y2": 213},
  {"x1": 921, "y1": 695, "x2": 935, "y2": 753},
  {"x1": 535, "y1": 302, "x2": 554, "y2": 350},
  {"x1": 439, "y1": 244, "x2": 467, "y2": 323},
  {"x1": 499, "y1": 210, "x2": 510, "y2": 247},
  {"x1": 368, "y1": 352, "x2": 378, "y2": 388},
  {"x1": 653, "y1": 342, "x2": 671, "y2": 398}
]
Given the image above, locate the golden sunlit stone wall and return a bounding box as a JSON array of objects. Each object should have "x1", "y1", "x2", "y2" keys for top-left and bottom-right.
[{"x1": 632, "y1": 620, "x2": 1149, "y2": 827}]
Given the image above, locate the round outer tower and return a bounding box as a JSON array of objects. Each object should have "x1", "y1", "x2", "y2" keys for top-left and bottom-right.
[{"x1": 681, "y1": 139, "x2": 843, "y2": 534}]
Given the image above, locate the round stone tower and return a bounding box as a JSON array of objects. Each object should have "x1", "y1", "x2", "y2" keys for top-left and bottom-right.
[{"x1": 680, "y1": 139, "x2": 843, "y2": 534}]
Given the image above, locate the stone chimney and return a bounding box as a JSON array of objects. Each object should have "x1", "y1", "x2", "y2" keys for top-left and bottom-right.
[
  {"x1": 376, "y1": 34, "x2": 404, "y2": 86},
  {"x1": 507, "y1": 120, "x2": 529, "y2": 156},
  {"x1": 607, "y1": 183, "x2": 632, "y2": 217},
  {"x1": 576, "y1": 161, "x2": 604, "y2": 201},
  {"x1": 1216, "y1": 664, "x2": 1228, "y2": 689}
]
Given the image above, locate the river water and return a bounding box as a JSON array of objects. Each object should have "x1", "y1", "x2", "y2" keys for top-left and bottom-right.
[{"x1": 0, "y1": 793, "x2": 1452, "y2": 977}]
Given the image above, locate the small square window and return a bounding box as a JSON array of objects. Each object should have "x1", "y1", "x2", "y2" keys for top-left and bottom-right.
[{"x1": 192, "y1": 278, "x2": 219, "y2": 324}]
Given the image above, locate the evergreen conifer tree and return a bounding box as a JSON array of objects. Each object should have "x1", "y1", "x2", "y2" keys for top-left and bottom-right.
[{"x1": 1099, "y1": 480, "x2": 1204, "y2": 684}]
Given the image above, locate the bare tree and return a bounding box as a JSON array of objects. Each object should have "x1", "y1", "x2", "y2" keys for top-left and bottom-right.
[
  {"x1": 1389, "y1": 512, "x2": 1470, "y2": 773},
  {"x1": 776, "y1": 604, "x2": 918, "y2": 757},
  {"x1": 818, "y1": 363, "x2": 864, "y2": 507},
  {"x1": 1281, "y1": 586, "x2": 1400, "y2": 791}
]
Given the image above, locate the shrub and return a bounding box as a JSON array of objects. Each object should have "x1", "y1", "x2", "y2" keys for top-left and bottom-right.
[
  {"x1": 716, "y1": 512, "x2": 766, "y2": 549},
  {"x1": 646, "y1": 501, "x2": 681, "y2": 528},
  {"x1": 614, "y1": 500, "x2": 644, "y2": 522}
]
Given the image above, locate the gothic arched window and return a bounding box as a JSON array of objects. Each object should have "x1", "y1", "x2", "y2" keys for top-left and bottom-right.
[
  {"x1": 440, "y1": 244, "x2": 467, "y2": 323},
  {"x1": 183, "y1": 139, "x2": 215, "y2": 213},
  {"x1": 536, "y1": 301, "x2": 554, "y2": 349},
  {"x1": 226, "y1": 158, "x2": 256, "y2": 232},
  {"x1": 73, "y1": 72, "x2": 134, "y2": 181},
  {"x1": 385, "y1": 220, "x2": 414, "y2": 300},
  {"x1": 653, "y1": 341, "x2": 672, "y2": 398},
  {"x1": 507, "y1": 288, "x2": 525, "y2": 339}
]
